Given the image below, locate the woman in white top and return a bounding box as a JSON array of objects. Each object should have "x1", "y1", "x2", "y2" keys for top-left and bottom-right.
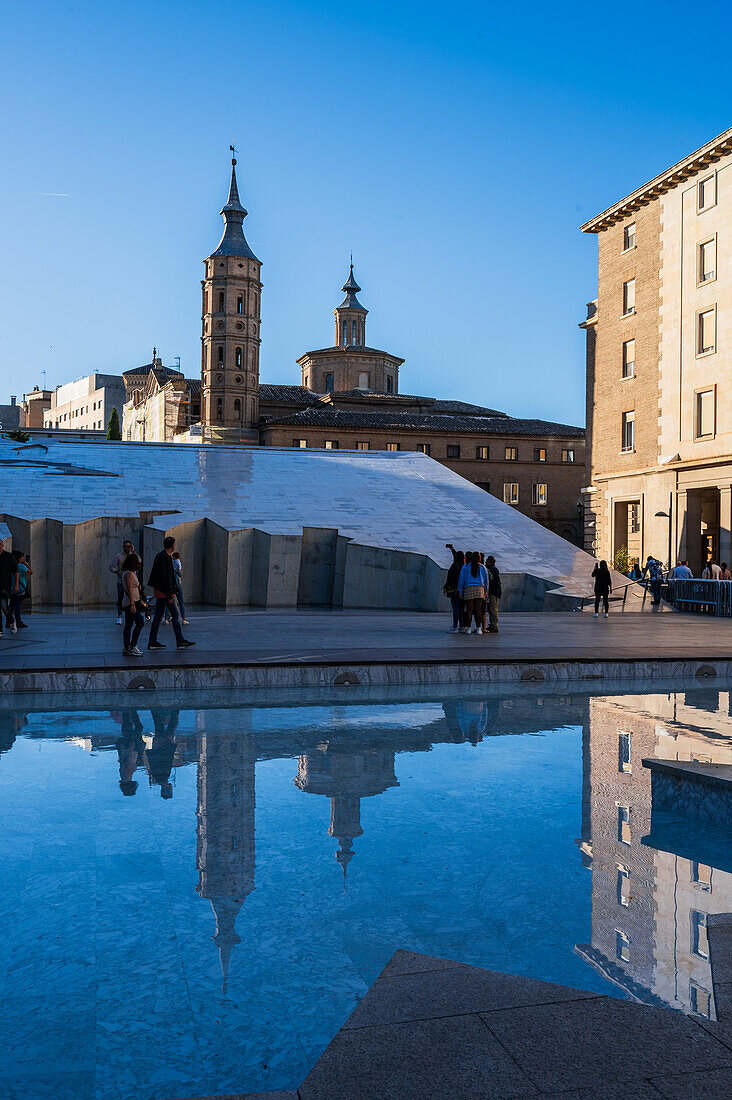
[{"x1": 121, "y1": 552, "x2": 146, "y2": 656}]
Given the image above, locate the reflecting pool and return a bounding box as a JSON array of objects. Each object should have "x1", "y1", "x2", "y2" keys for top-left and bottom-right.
[{"x1": 1, "y1": 684, "x2": 730, "y2": 1099}]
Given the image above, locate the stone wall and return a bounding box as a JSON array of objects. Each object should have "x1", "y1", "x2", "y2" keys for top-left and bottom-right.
[{"x1": 4, "y1": 509, "x2": 584, "y2": 613}]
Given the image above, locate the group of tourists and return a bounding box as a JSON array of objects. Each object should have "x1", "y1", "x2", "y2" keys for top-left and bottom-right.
[
  {"x1": 109, "y1": 536, "x2": 194, "y2": 657},
  {"x1": 444, "y1": 543, "x2": 502, "y2": 635},
  {"x1": 0, "y1": 538, "x2": 32, "y2": 637}
]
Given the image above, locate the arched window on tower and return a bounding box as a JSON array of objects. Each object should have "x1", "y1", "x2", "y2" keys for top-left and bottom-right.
[
  {"x1": 235, "y1": 347, "x2": 242, "y2": 368},
  {"x1": 217, "y1": 346, "x2": 224, "y2": 365},
  {"x1": 234, "y1": 398, "x2": 242, "y2": 419},
  {"x1": 237, "y1": 295, "x2": 244, "y2": 314},
  {"x1": 352, "y1": 320, "x2": 358, "y2": 345},
  {"x1": 342, "y1": 324, "x2": 348, "y2": 347},
  {"x1": 215, "y1": 397, "x2": 223, "y2": 421},
  {"x1": 218, "y1": 292, "x2": 225, "y2": 313},
  {"x1": 386, "y1": 376, "x2": 393, "y2": 393},
  {"x1": 325, "y1": 373, "x2": 334, "y2": 393}
]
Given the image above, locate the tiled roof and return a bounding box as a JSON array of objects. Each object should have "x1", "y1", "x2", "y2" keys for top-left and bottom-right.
[
  {"x1": 259, "y1": 384, "x2": 320, "y2": 406},
  {"x1": 430, "y1": 398, "x2": 507, "y2": 417},
  {"x1": 187, "y1": 379, "x2": 202, "y2": 396},
  {"x1": 316, "y1": 390, "x2": 508, "y2": 417},
  {"x1": 261, "y1": 407, "x2": 585, "y2": 438}
]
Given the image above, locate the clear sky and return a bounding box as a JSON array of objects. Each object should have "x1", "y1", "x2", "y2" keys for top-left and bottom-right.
[{"x1": 2, "y1": 1, "x2": 731, "y2": 426}]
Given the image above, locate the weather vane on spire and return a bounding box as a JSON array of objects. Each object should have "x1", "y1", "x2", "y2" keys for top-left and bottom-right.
[{"x1": 230, "y1": 143, "x2": 238, "y2": 166}]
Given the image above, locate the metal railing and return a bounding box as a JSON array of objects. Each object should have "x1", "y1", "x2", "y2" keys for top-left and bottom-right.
[
  {"x1": 666, "y1": 578, "x2": 732, "y2": 616},
  {"x1": 579, "y1": 578, "x2": 647, "y2": 612}
]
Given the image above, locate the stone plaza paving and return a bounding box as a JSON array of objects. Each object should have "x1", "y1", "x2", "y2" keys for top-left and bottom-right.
[{"x1": 2, "y1": 607, "x2": 732, "y2": 676}]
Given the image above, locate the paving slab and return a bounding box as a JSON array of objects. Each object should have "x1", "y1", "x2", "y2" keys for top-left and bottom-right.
[
  {"x1": 379, "y1": 949, "x2": 463, "y2": 978},
  {"x1": 344, "y1": 963, "x2": 599, "y2": 1029},
  {"x1": 479, "y1": 997, "x2": 732, "y2": 1093},
  {"x1": 650, "y1": 1066, "x2": 732, "y2": 1098},
  {"x1": 299, "y1": 1013, "x2": 539, "y2": 1099}
]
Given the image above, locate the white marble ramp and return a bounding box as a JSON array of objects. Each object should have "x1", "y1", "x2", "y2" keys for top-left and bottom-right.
[{"x1": 0, "y1": 438, "x2": 602, "y2": 598}]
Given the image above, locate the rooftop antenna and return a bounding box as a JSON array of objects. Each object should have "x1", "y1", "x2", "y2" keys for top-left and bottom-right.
[{"x1": 41, "y1": 369, "x2": 47, "y2": 389}]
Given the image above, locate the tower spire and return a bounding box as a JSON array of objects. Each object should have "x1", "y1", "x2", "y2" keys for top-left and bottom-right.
[{"x1": 211, "y1": 147, "x2": 258, "y2": 260}]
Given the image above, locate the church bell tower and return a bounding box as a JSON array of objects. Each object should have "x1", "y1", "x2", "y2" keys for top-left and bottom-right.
[{"x1": 201, "y1": 149, "x2": 262, "y2": 442}]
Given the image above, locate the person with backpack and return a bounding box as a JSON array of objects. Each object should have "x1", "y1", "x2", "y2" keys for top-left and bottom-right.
[{"x1": 458, "y1": 551, "x2": 489, "y2": 635}]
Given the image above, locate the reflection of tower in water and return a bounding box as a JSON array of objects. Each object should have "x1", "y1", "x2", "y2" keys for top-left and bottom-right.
[
  {"x1": 295, "y1": 744, "x2": 398, "y2": 879},
  {"x1": 196, "y1": 727, "x2": 256, "y2": 992}
]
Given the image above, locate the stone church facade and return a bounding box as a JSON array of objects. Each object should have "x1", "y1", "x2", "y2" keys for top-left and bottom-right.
[{"x1": 126, "y1": 158, "x2": 586, "y2": 542}]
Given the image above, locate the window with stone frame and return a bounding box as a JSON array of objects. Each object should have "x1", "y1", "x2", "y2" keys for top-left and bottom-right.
[
  {"x1": 562, "y1": 448, "x2": 575, "y2": 463},
  {"x1": 446, "y1": 445, "x2": 460, "y2": 459},
  {"x1": 621, "y1": 411, "x2": 635, "y2": 452},
  {"x1": 505, "y1": 446, "x2": 518, "y2": 461},
  {"x1": 622, "y1": 278, "x2": 636, "y2": 315},
  {"x1": 476, "y1": 445, "x2": 490, "y2": 460},
  {"x1": 503, "y1": 482, "x2": 519, "y2": 504},
  {"x1": 534, "y1": 447, "x2": 547, "y2": 462},
  {"x1": 532, "y1": 483, "x2": 547, "y2": 505},
  {"x1": 622, "y1": 339, "x2": 635, "y2": 378},
  {"x1": 697, "y1": 308, "x2": 716, "y2": 355},
  {"x1": 698, "y1": 174, "x2": 716, "y2": 213}
]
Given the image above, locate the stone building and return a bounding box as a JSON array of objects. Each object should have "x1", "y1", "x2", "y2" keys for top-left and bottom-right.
[
  {"x1": 21, "y1": 387, "x2": 52, "y2": 429},
  {"x1": 122, "y1": 354, "x2": 201, "y2": 442},
  {"x1": 44, "y1": 372, "x2": 125, "y2": 432},
  {"x1": 582, "y1": 124, "x2": 732, "y2": 572}
]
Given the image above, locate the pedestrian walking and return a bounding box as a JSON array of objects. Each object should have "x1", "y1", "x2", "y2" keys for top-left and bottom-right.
[
  {"x1": 458, "y1": 551, "x2": 489, "y2": 635},
  {"x1": 120, "y1": 552, "x2": 147, "y2": 656},
  {"x1": 171, "y1": 551, "x2": 188, "y2": 624},
  {"x1": 642, "y1": 555, "x2": 664, "y2": 606},
  {"x1": 147, "y1": 537, "x2": 195, "y2": 651},
  {"x1": 485, "y1": 555, "x2": 501, "y2": 633},
  {"x1": 0, "y1": 538, "x2": 19, "y2": 639},
  {"x1": 10, "y1": 551, "x2": 32, "y2": 629},
  {"x1": 592, "y1": 560, "x2": 612, "y2": 618},
  {"x1": 443, "y1": 545, "x2": 464, "y2": 632},
  {"x1": 703, "y1": 559, "x2": 722, "y2": 580},
  {"x1": 165, "y1": 550, "x2": 188, "y2": 625},
  {"x1": 722, "y1": 562, "x2": 732, "y2": 580},
  {"x1": 110, "y1": 539, "x2": 135, "y2": 625}
]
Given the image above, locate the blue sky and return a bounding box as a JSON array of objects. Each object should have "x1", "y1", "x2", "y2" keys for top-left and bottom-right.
[{"x1": 1, "y1": 1, "x2": 730, "y2": 425}]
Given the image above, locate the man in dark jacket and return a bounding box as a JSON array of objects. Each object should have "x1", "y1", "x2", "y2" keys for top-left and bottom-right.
[
  {"x1": 486, "y1": 555, "x2": 502, "y2": 634},
  {"x1": 0, "y1": 538, "x2": 20, "y2": 638},
  {"x1": 147, "y1": 536, "x2": 195, "y2": 651}
]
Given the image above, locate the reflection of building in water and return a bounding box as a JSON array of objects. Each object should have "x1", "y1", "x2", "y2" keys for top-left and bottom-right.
[
  {"x1": 294, "y1": 744, "x2": 398, "y2": 877},
  {"x1": 576, "y1": 692, "x2": 732, "y2": 1019},
  {"x1": 196, "y1": 729, "x2": 256, "y2": 991}
]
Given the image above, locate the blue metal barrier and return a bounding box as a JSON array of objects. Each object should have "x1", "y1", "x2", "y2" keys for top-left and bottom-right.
[{"x1": 667, "y1": 578, "x2": 732, "y2": 615}]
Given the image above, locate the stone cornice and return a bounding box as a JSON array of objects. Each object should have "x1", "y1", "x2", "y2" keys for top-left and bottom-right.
[
  {"x1": 296, "y1": 346, "x2": 405, "y2": 367},
  {"x1": 581, "y1": 126, "x2": 732, "y2": 233}
]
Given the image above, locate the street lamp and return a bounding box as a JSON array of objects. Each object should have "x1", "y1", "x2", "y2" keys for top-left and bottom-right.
[{"x1": 655, "y1": 491, "x2": 674, "y2": 573}]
